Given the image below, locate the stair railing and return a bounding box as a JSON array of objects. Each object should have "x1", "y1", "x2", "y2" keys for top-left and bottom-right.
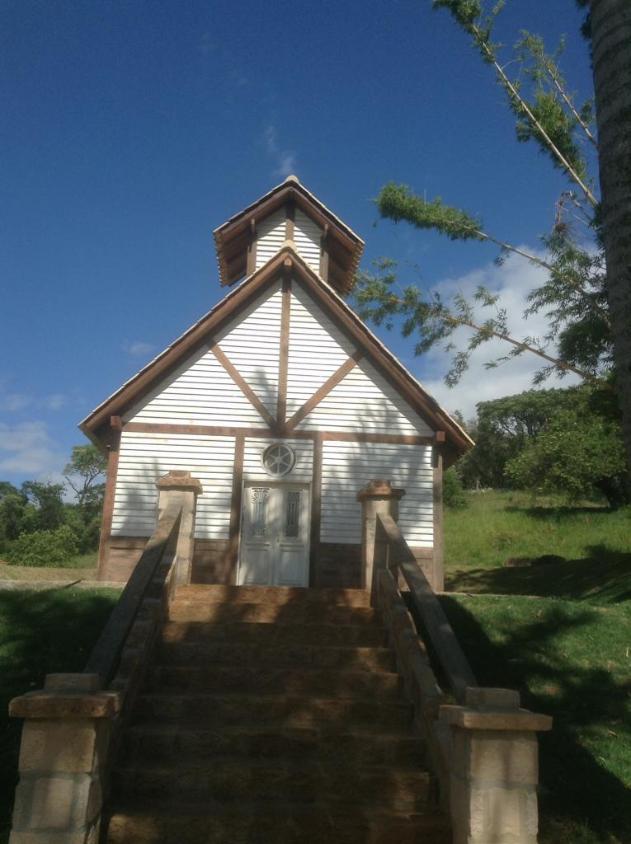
[
  {"x1": 358, "y1": 479, "x2": 552, "y2": 844},
  {"x1": 7, "y1": 470, "x2": 203, "y2": 844},
  {"x1": 375, "y1": 510, "x2": 477, "y2": 704}
]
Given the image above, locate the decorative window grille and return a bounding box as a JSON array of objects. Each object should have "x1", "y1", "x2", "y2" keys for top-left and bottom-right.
[
  {"x1": 262, "y1": 443, "x2": 296, "y2": 477},
  {"x1": 285, "y1": 491, "x2": 301, "y2": 538},
  {"x1": 249, "y1": 487, "x2": 269, "y2": 537}
]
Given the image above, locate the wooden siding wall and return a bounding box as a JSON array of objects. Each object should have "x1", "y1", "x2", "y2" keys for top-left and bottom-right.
[
  {"x1": 297, "y1": 358, "x2": 432, "y2": 435},
  {"x1": 321, "y1": 441, "x2": 434, "y2": 547},
  {"x1": 215, "y1": 282, "x2": 282, "y2": 413},
  {"x1": 255, "y1": 208, "x2": 286, "y2": 268},
  {"x1": 123, "y1": 285, "x2": 282, "y2": 426},
  {"x1": 285, "y1": 282, "x2": 355, "y2": 417},
  {"x1": 111, "y1": 431, "x2": 234, "y2": 540},
  {"x1": 122, "y1": 348, "x2": 264, "y2": 427},
  {"x1": 108, "y1": 268, "x2": 437, "y2": 571},
  {"x1": 289, "y1": 281, "x2": 432, "y2": 436},
  {"x1": 294, "y1": 209, "x2": 322, "y2": 272}
]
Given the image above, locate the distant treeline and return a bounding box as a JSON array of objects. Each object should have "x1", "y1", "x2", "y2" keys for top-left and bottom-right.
[
  {"x1": 0, "y1": 445, "x2": 106, "y2": 566},
  {"x1": 452, "y1": 384, "x2": 629, "y2": 508}
]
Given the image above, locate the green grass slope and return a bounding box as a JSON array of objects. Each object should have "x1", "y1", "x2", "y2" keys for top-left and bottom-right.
[{"x1": 443, "y1": 491, "x2": 631, "y2": 843}]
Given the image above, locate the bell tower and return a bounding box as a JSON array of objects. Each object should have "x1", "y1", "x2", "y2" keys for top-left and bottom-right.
[{"x1": 213, "y1": 175, "x2": 364, "y2": 295}]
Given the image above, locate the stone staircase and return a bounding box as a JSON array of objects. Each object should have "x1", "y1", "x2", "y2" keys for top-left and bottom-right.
[{"x1": 104, "y1": 584, "x2": 450, "y2": 844}]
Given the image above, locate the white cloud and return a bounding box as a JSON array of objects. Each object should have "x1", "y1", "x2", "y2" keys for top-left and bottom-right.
[
  {"x1": 0, "y1": 421, "x2": 66, "y2": 477},
  {"x1": 264, "y1": 125, "x2": 297, "y2": 179},
  {"x1": 415, "y1": 250, "x2": 581, "y2": 420},
  {"x1": 41, "y1": 393, "x2": 66, "y2": 411},
  {"x1": 0, "y1": 379, "x2": 67, "y2": 413},
  {"x1": 0, "y1": 392, "x2": 31, "y2": 412},
  {"x1": 123, "y1": 340, "x2": 156, "y2": 358}
]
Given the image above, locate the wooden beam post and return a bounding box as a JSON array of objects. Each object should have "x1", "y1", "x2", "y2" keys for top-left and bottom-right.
[
  {"x1": 246, "y1": 217, "x2": 257, "y2": 275},
  {"x1": 225, "y1": 435, "x2": 245, "y2": 584},
  {"x1": 276, "y1": 273, "x2": 291, "y2": 430},
  {"x1": 433, "y1": 447, "x2": 444, "y2": 592},
  {"x1": 285, "y1": 200, "x2": 295, "y2": 243},
  {"x1": 97, "y1": 429, "x2": 121, "y2": 581},
  {"x1": 309, "y1": 432, "x2": 323, "y2": 586}
]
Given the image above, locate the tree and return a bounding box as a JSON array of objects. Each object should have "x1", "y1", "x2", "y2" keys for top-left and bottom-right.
[
  {"x1": 21, "y1": 481, "x2": 65, "y2": 532},
  {"x1": 456, "y1": 390, "x2": 574, "y2": 489},
  {"x1": 63, "y1": 444, "x2": 106, "y2": 510},
  {"x1": 584, "y1": 0, "x2": 631, "y2": 474},
  {"x1": 456, "y1": 384, "x2": 628, "y2": 505},
  {"x1": 506, "y1": 407, "x2": 627, "y2": 506},
  {"x1": 354, "y1": 1, "x2": 610, "y2": 389}
]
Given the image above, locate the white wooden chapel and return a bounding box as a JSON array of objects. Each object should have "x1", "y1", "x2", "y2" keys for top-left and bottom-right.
[{"x1": 81, "y1": 177, "x2": 472, "y2": 590}]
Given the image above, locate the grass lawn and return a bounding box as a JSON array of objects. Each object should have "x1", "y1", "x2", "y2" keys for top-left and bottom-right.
[
  {"x1": 443, "y1": 490, "x2": 631, "y2": 843},
  {"x1": 0, "y1": 587, "x2": 119, "y2": 843},
  {"x1": 445, "y1": 489, "x2": 631, "y2": 575}
]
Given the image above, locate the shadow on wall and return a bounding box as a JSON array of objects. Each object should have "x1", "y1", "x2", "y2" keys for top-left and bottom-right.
[
  {"x1": 318, "y1": 399, "x2": 434, "y2": 587},
  {"x1": 439, "y1": 596, "x2": 631, "y2": 842},
  {"x1": 114, "y1": 455, "x2": 162, "y2": 541}
]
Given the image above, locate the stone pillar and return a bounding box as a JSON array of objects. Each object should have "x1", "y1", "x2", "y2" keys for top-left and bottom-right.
[
  {"x1": 156, "y1": 471, "x2": 203, "y2": 586},
  {"x1": 357, "y1": 480, "x2": 405, "y2": 597},
  {"x1": 440, "y1": 688, "x2": 553, "y2": 844},
  {"x1": 8, "y1": 674, "x2": 120, "y2": 844}
]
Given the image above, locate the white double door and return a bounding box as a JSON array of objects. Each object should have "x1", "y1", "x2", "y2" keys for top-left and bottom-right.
[{"x1": 238, "y1": 482, "x2": 310, "y2": 587}]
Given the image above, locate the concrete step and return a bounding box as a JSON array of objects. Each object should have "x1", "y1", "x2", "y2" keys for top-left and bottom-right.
[
  {"x1": 174, "y1": 584, "x2": 372, "y2": 607},
  {"x1": 161, "y1": 621, "x2": 388, "y2": 648},
  {"x1": 106, "y1": 803, "x2": 451, "y2": 844},
  {"x1": 119, "y1": 724, "x2": 426, "y2": 768},
  {"x1": 157, "y1": 639, "x2": 396, "y2": 672},
  {"x1": 148, "y1": 665, "x2": 401, "y2": 698},
  {"x1": 111, "y1": 759, "x2": 433, "y2": 812},
  {"x1": 168, "y1": 600, "x2": 379, "y2": 625},
  {"x1": 134, "y1": 692, "x2": 413, "y2": 731}
]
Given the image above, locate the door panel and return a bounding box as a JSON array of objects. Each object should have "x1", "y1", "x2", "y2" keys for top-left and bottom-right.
[{"x1": 239, "y1": 483, "x2": 309, "y2": 587}]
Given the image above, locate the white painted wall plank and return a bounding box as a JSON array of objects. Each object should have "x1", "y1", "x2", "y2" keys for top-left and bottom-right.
[
  {"x1": 297, "y1": 358, "x2": 433, "y2": 435},
  {"x1": 320, "y1": 441, "x2": 434, "y2": 546},
  {"x1": 286, "y1": 281, "x2": 354, "y2": 416},
  {"x1": 255, "y1": 209, "x2": 286, "y2": 268},
  {"x1": 111, "y1": 432, "x2": 235, "y2": 539},
  {"x1": 124, "y1": 348, "x2": 266, "y2": 427},
  {"x1": 216, "y1": 283, "x2": 282, "y2": 412},
  {"x1": 294, "y1": 209, "x2": 322, "y2": 272}
]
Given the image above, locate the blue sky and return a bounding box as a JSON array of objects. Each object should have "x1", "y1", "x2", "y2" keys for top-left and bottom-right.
[{"x1": 1, "y1": 0, "x2": 595, "y2": 487}]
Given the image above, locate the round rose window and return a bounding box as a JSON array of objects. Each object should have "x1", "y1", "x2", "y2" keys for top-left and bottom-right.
[{"x1": 262, "y1": 443, "x2": 296, "y2": 477}]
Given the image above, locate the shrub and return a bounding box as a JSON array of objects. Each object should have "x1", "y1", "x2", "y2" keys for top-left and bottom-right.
[
  {"x1": 4, "y1": 525, "x2": 80, "y2": 567},
  {"x1": 444, "y1": 467, "x2": 467, "y2": 508}
]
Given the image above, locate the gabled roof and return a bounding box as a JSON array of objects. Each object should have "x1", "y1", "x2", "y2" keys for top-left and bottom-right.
[
  {"x1": 213, "y1": 176, "x2": 364, "y2": 295},
  {"x1": 80, "y1": 246, "x2": 473, "y2": 459}
]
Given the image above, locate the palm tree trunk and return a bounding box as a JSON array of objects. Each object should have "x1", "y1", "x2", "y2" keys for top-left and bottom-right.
[{"x1": 590, "y1": 0, "x2": 631, "y2": 476}]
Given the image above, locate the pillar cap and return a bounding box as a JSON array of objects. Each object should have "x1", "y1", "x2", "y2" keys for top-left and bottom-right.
[
  {"x1": 439, "y1": 704, "x2": 552, "y2": 732},
  {"x1": 357, "y1": 479, "x2": 405, "y2": 502},
  {"x1": 157, "y1": 471, "x2": 203, "y2": 495},
  {"x1": 9, "y1": 685, "x2": 121, "y2": 720}
]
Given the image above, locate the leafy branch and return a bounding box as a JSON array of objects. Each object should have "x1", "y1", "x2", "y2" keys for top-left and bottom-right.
[
  {"x1": 433, "y1": 0, "x2": 598, "y2": 206},
  {"x1": 378, "y1": 183, "x2": 558, "y2": 272},
  {"x1": 354, "y1": 257, "x2": 611, "y2": 388}
]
